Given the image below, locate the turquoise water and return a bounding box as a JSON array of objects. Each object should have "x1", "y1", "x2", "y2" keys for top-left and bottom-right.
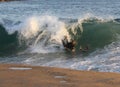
[
  {"x1": 0, "y1": 0, "x2": 120, "y2": 20},
  {"x1": 0, "y1": 0, "x2": 120, "y2": 72}
]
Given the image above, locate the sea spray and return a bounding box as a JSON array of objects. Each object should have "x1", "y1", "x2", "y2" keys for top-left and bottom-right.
[{"x1": 18, "y1": 16, "x2": 71, "y2": 53}]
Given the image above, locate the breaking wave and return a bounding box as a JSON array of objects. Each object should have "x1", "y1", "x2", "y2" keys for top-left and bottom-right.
[{"x1": 0, "y1": 15, "x2": 120, "y2": 55}]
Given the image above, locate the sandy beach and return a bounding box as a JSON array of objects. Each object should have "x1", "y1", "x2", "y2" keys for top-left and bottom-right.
[{"x1": 0, "y1": 64, "x2": 120, "y2": 87}]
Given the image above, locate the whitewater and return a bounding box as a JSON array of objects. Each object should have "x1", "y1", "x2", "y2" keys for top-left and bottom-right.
[{"x1": 1, "y1": 0, "x2": 120, "y2": 73}]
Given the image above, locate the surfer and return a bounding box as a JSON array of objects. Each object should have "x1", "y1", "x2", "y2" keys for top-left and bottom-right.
[
  {"x1": 62, "y1": 36, "x2": 76, "y2": 52},
  {"x1": 62, "y1": 36, "x2": 89, "y2": 53},
  {"x1": 67, "y1": 39, "x2": 76, "y2": 52},
  {"x1": 62, "y1": 36, "x2": 69, "y2": 48}
]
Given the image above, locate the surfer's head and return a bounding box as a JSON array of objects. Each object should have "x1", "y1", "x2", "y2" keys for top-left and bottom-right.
[
  {"x1": 70, "y1": 39, "x2": 76, "y2": 45},
  {"x1": 64, "y1": 35, "x2": 67, "y2": 39},
  {"x1": 72, "y1": 40, "x2": 76, "y2": 45}
]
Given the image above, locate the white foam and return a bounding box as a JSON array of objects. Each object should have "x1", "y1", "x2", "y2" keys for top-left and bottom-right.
[
  {"x1": 9, "y1": 67, "x2": 32, "y2": 70},
  {"x1": 54, "y1": 76, "x2": 66, "y2": 79},
  {"x1": 17, "y1": 15, "x2": 71, "y2": 53},
  {"x1": 60, "y1": 80, "x2": 67, "y2": 84}
]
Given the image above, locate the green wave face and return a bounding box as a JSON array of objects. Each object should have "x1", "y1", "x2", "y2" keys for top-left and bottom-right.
[
  {"x1": 0, "y1": 24, "x2": 18, "y2": 55},
  {"x1": 69, "y1": 21, "x2": 120, "y2": 52}
]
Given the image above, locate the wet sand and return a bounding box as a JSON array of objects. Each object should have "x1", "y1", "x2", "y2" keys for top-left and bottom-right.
[{"x1": 0, "y1": 64, "x2": 120, "y2": 87}]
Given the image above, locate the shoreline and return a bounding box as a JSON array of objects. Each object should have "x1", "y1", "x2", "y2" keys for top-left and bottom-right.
[{"x1": 0, "y1": 64, "x2": 120, "y2": 87}]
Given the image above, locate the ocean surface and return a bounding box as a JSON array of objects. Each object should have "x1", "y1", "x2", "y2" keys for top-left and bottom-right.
[{"x1": 0, "y1": 0, "x2": 120, "y2": 72}]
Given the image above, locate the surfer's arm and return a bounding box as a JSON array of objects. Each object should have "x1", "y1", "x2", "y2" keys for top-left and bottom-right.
[{"x1": 80, "y1": 46, "x2": 89, "y2": 52}]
